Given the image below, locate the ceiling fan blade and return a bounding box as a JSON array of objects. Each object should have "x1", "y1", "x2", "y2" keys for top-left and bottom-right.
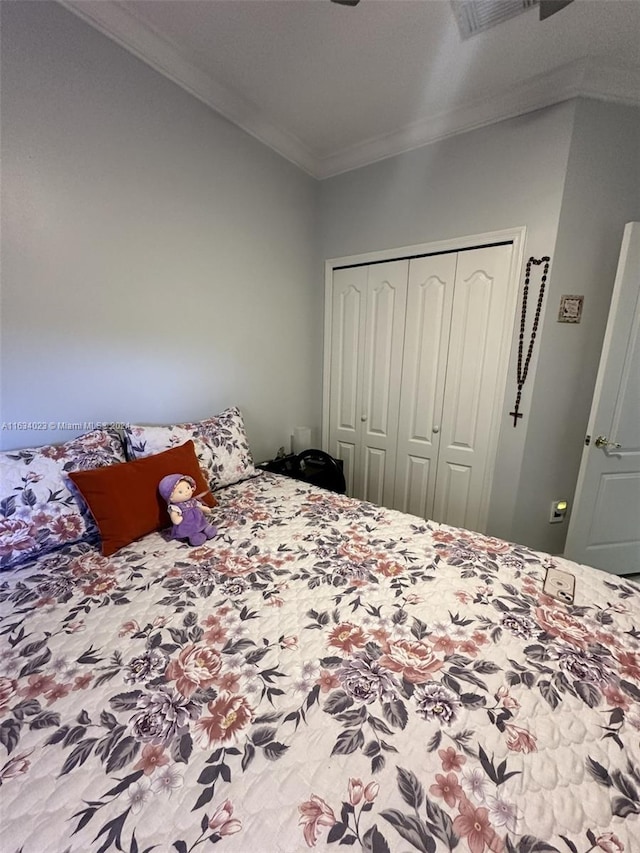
[
  {"x1": 330, "y1": 0, "x2": 361, "y2": 6},
  {"x1": 539, "y1": 0, "x2": 574, "y2": 20}
]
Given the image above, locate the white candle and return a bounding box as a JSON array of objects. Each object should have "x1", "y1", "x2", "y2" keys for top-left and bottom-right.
[{"x1": 292, "y1": 426, "x2": 312, "y2": 454}]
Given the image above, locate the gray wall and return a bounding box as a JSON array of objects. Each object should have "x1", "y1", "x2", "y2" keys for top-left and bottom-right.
[
  {"x1": 2, "y1": 2, "x2": 638, "y2": 554},
  {"x1": 514, "y1": 99, "x2": 640, "y2": 552},
  {"x1": 0, "y1": 1, "x2": 321, "y2": 462},
  {"x1": 319, "y1": 100, "x2": 640, "y2": 554},
  {"x1": 319, "y1": 103, "x2": 576, "y2": 551}
]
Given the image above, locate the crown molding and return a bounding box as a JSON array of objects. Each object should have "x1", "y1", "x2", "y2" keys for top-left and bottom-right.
[
  {"x1": 58, "y1": 0, "x2": 318, "y2": 176},
  {"x1": 316, "y1": 60, "x2": 640, "y2": 178},
  {"x1": 579, "y1": 63, "x2": 640, "y2": 106},
  {"x1": 58, "y1": 2, "x2": 640, "y2": 181}
]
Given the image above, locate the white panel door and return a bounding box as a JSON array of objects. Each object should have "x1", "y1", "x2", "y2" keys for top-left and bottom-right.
[
  {"x1": 360, "y1": 261, "x2": 408, "y2": 505},
  {"x1": 328, "y1": 266, "x2": 367, "y2": 497},
  {"x1": 433, "y1": 244, "x2": 514, "y2": 531},
  {"x1": 564, "y1": 223, "x2": 640, "y2": 574},
  {"x1": 394, "y1": 253, "x2": 457, "y2": 517}
]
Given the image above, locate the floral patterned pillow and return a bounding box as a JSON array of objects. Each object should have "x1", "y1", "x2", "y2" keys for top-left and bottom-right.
[
  {"x1": 124, "y1": 406, "x2": 257, "y2": 491},
  {"x1": 0, "y1": 429, "x2": 127, "y2": 570}
]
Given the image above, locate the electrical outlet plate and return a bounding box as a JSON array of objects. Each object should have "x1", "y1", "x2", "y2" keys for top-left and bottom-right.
[
  {"x1": 549, "y1": 499, "x2": 568, "y2": 523},
  {"x1": 543, "y1": 566, "x2": 575, "y2": 604}
]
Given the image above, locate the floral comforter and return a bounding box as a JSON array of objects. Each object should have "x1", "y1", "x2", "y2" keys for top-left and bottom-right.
[{"x1": 1, "y1": 473, "x2": 639, "y2": 853}]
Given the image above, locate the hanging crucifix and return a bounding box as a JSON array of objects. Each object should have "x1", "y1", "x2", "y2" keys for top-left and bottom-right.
[
  {"x1": 509, "y1": 406, "x2": 523, "y2": 427},
  {"x1": 510, "y1": 255, "x2": 550, "y2": 427}
]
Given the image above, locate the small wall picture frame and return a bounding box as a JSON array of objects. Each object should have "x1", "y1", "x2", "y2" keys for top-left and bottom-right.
[{"x1": 558, "y1": 294, "x2": 584, "y2": 324}]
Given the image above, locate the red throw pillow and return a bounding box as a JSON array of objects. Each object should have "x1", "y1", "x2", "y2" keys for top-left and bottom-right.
[{"x1": 69, "y1": 441, "x2": 217, "y2": 556}]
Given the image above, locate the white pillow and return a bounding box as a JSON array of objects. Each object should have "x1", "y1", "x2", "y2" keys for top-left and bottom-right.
[
  {"x1": 0, "y1": 429, "x2": 127, "y2": 570},
  {"x1": 124, "y1": 407, "x2": 256, "y2": 491}
]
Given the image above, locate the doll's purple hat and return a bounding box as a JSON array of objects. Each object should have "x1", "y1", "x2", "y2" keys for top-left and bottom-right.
[{"x1": 158, "y1": 473, "x2": 195, "y2": 502}]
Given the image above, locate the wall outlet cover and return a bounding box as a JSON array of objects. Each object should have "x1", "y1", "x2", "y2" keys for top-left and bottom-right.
[{"x1": 550, "y1": 499, "x2": 568, "y2": 523}]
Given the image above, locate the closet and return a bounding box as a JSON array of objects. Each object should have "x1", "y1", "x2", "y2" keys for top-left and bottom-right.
[{"x1": 325, "y1": 241, "x2": 516, "y2": 533}]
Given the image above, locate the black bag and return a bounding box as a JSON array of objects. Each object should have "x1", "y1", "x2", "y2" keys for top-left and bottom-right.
[
  {"x1": 261, "y1": 450, "x2": 346, "y2": 494},
  {"x1": 296, "y1": 449, "x2": 346, "y2": 494}
]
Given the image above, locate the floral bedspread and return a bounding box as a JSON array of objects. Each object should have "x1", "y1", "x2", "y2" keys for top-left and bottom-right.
[{"x1": 1, "y1": 473, "x2": 639, "y2": 853}]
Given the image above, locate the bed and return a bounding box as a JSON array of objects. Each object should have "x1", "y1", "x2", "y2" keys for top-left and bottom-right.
[{"x1": 1, "y1": 411, "x2": 639, "y2": 853}]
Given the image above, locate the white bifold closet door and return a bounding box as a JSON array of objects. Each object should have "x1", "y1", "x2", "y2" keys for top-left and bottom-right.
[
  {"x1": 328, "y1": 243, "x2": 513, "y2": 532},
  {"x1": 392, "y1": 253, "x2": 457, "y2": 521},
  {"x1": 394, "y1": 244, "x2": 514, "y2": 531},
  {"x1": 329, "y1": 260, "x2": 408, "y2": 505}
]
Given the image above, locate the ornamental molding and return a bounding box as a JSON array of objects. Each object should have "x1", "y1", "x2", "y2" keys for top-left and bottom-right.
[{"x1": 59, "y1": 0, "x2": 640, "y2": 180}]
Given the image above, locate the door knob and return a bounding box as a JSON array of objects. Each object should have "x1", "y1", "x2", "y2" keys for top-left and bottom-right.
[
  {"x1": 432, "y1": 426, "x2": 440, "y2": 434},
  {"x1": 361, "y1": 415, "x2": 368, "y2": 422},
  {"x1": 594, "y1": 435, "x2": 621, "y2": 449}
]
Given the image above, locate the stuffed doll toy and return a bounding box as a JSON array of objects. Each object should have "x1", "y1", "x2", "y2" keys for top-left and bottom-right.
[{"x1": 158, "y1": 473, "x2": 217, "y2": 546}]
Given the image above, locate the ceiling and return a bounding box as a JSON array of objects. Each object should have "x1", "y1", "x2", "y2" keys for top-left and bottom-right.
[{"x1": 60, "y1": 0, "x2": 640, "y2": 179}]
